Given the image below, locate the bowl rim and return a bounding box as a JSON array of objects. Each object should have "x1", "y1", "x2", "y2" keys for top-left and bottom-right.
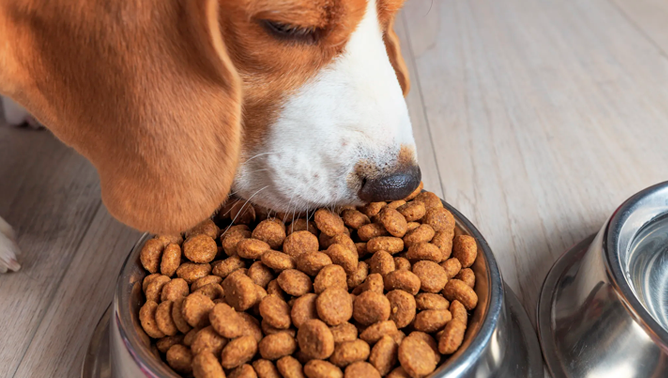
[
  {"x1": 113, "y1": 199, "x2": 505, "y2": 377},
  {"x1": 604, "y1": 180, "x2": 668, "y2": 348}
]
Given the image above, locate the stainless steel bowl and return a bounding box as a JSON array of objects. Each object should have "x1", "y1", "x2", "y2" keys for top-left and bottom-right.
[
  {"x1": 538, "y1": 181, "x2": 668, "y2": 378},
  {"x1": 83, "y1": 200, "x2": 543, "y2": 377}
]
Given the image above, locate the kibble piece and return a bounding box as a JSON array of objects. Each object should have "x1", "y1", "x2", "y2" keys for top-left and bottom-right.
[
  {"x1": 259, "y1": 332, "x2": 298, "y2": 360},
  {"x1": 450, "y1": 300, "x2": 468, "y2": 325},
  {"x1": 413, "y1": 192, "x2": 443, "y2": 210},
  {"x1": 261, "y1": 250, "x2": 296, "y2": 271},
  {"x1": 341, "y1": 209, "x2": 371, "y2": 229},
  {"x1": 314, "y1": 209, "x2": 346, "y2": 237},
  {"x1": 192, "y1": 275, "x2": 223, "y2": 291},
  {"x1": 142, "y1": 273, "x2": 161, "y2": 292},
  {"x1": 248, "y1": 262, "x2": 274, "y2": 288},
  {"x1": 171, "y1": 298, "x2": 192, "y2": 334},
  {"x1": 191, "y1": 326, "x2": 228, "y2": 355},
  {"x1": 277, "y1": 356, "x2": 305, "y2": 378},
  {"x1": 297, "y1": 252, "x2": 333, "y2": 276},
  {"x1": 368, "y1": 251, "x2": 396, "y2": 276},
  {"x1": 160, "y1": 244, "x2": 182, "y2": 277},
  {"x1": 406, "y1": 222, "x2": 420, "y2": 232},
  {"x1": 182, "y1": 292, "x2": 215, "y2": 328},
  {"x1": 442, "y1": 279, "x2": 478, "y2": 310},
  {"x1": 253, "y1": 220, "x2": 287, "y2": 249},
  {"x1": 329, "y1": 234, "x2": 357, "y2": 255},
  {"x1": 260, "y1": 295, "x2": 292, "y2": 329},
  {"x1": 210, "y1": 302, "x2": 245, "y2": 338},
  {"x1": 287, "y1": 219, "x2": 319, "y2": 236},
  {"x1": 347, "y1": 261, "x2": 368, "y2": 289},
  {"x1": 422, "y1": 208, "x2": 455, "y2": 234},
  {"x1": 156, "y1": 335, "x2": 185, "y2": 353},
  {"x1": 140, "y1": 239, "x2": 164, "y2": 273},
  {"x1": 139, "y1": 301, "x2": 165, "y2": 338},
  {"x1": 330, "y1": 339, "x2": 370, "y2": 367},
  {"x1": 230, "y1": 364, "x2": 259, "y2": 378},
  {"x1": 383, "y1": 270, "x2": 421, "y2": 295},
  {"x1": 407, "y1": 332, "x2": 440, "y2": 366},
  {"x1": 415, "y1": 293, "x2": 449, "y2": 311},
  {"x1": 387, "y1": 367, "x2": 411, "y2": 378},
  {"x1": 183, "y1": 234, "x2": 218, "y2": 263},
  {"x1": 455, "y1": 268, "x2": 475, "y2": 288},
  {"x1": 161, "y1": 277, "x2": 190, "y2": 302},
  {"x1": 183, "y1": 327, "x2": 201, "y2": 346},
  {"x1": 402, "y1": 182, "x2": 423, "y2": 201},
  {"x1": 355, "y1": 243, "x2": 369, "y2": 259},
  {"x1": 304, "y1": 360, "x2": 343, "y2": 378},
  {"x1": 238, "y1": 238, "x2": 272, "y2": 260},
  {"x1": 239, "y1": 312, "x2": 264, "y2": 343},
  {"x1": 353, "y1": 291, "x2": 390, "y2": 325},
  {"x1": 378, "y1": 207, "x2": 408, "y2": 237},
  {"x1": 360, "y1": 319, "x2": 399, "y2": 344},
  {"x1": 319, "y1": 230, "x2": 351, "y2": 250},
  {"x1": 166, "y1": 344, "x2": 193, "y2": 374},
  {"x1": 177, "y1": 263, "x2": 212, "y2": 284},
  {"x1": 154, "y1": 301, "x2": 178, "y2": 336},
  {"x1": 267, "y1": 279, "x2": 287, "y2": 299},
  {"x1": 314, "y1": 264, "x2": 348, "y2": 293},
  {"x1": 195, "y1": 283, "x2": 225, "y2": 300},
  {"x1": 413, "y1": 309, "x2": 452, "y2": 333},
  {"x1": 316, "y1": 288, "x2": 353, "y2": 326},
  {"x1": 193, "y1": 351, "x2": 225, "y2": 378},
  {"x1": 221, "y1": 271, "x2": 259, "y2": 311},
  {"x1": 369, "y1": 336, "x2": 398, "y2": 376},
  {"x1": 360, "y1": 202, "x2": 387, "y2": 219},
  {"x1": 412, "y1": 261, "x2": 448, "y2": 293},
  {"x1": 231, "y1": 201, "x2": 257, "y2": 225},
  {"x1": 440, "y1": 258, "x2": 462, "y2": 279},
  {"x1": 352, "y1": 273, "x2": 384, "y2": 295},
  {"x1": 438, "y1": 319, "x2": 466, "y2": 354},
  {"x1": 212, "y1": 256, "x2": 246, "y2": 278},
  {"x1": 297, "y1": 319, "x2": 335, "y2": 359},
  {"x1": 386, "y1": 290, "x2": 416, "y2": 328},
  {"x1": 324, "y1": 244, "x2": 358, "y2": 274},
  {"x1": 277, "y1": 269, "x2": 312, "y2": 296},
  {"x1": 330, "y1": 322, "x2": 358, "y2": 343},
  {"x1": 344, "y1": 361, "x2": 380, "y2": 378},
  {"x1": 253, "y1": 359, "x2": 281, "y2": 378},
  {"x1": 222, "y1": 225, "x2": 252, "y2": 256},
  {"x1": 283, "y1": 231, "x2": 320, "y2": 257},
  {"x1": 396, "y1": 201, "x2": 426, "y2": 222},
  {"x1": 394, "y1": 257, "x2": 411, "y2": 271},
  {"x1": 155, "y1": 234, "x2": 184, "y2": 248},
  {"x1": 387, "y1": 200, "x2": 406, "y2": 209},
  {"x1": 187, "y1": 218, "x2": 220, "y2": 239},
  {"x1": 221, "y1": 335, "x2": 258, "y2": 369},
  {"x1": 291, "y1": 293, "x2": 318, "y2": 329},
  {"x1": 406, "y1": 242, "x2": 442, "y2": 262},
  {"x1": 145, "y1": 275, "x2": 170, "y2": 303},
  {"x1": 262, "y1": 321, "x2": 296, "y2": 337},
  {"x1": 431, "y1": 231, "x2": 454, "y2": 261},
  {"x1": 398, "y1": 336, "x2": 437, "y2": 378},
  {"x1": 403, "y1": 225, "x2": 435, "y2": 248},
  {"x1": 366, "y1": 237, "x2": 404, "y2": 254},
  {"x1": 357, "y1": 223, "x2": 389, "y2": 241},
  {"x1": 453, "y1": 235, "x2": 477, "y2": 268}
]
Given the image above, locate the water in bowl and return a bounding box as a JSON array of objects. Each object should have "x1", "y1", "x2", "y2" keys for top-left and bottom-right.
[{"x1": 628, "y1": 213, "x2": 668, "y2": 331}]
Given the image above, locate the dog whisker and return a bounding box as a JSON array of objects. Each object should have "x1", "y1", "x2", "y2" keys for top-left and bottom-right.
[{"x1": 221, "y1": 185, "x2": 268, "y2": 235}]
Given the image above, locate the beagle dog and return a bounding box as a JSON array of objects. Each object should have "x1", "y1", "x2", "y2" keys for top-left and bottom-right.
[{"x1": 0, "y1": 0, "x2": 420, "y2": 273}]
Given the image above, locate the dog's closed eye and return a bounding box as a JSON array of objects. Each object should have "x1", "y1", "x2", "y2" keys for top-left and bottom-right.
[{"x1": 261, "y1": 20, "x2": 319, "y2": 44}]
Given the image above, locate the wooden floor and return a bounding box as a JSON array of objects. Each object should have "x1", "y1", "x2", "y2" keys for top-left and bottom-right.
[{"x1": 3, "y1": 0, "x2": 668, "y2": 376}]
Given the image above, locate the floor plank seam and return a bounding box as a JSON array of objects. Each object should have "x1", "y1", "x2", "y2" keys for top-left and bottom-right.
[
  {"x1": 399, "y1": 12, "x2": 447, "y2": 197},
  {"x1": 8, "y1": 200, "x2": 103, "y2": 378}
]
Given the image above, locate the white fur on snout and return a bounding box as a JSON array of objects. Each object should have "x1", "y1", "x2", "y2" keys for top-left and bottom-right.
[
  {"x1": 234, "y1": 0, "x2": 417, "y2": 211},
  {"x1": 0, "y1": 216, "x2": 21, "y2": 273}
]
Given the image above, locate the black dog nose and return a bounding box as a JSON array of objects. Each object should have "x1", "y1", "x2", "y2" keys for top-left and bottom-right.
[{"x1": 358, "y1": 165, "x2": 421, "y2": 203}]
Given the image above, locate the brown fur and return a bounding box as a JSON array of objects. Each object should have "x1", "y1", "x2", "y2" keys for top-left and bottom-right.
[{"x1": 0, "y1": 0, "x2": 409, "y2": 234}]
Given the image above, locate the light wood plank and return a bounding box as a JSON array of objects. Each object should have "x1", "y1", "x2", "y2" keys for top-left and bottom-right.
[
  {"x1": 402, "y1": 0, "x2": 668, "y2": 319},
  {"x1": 611, "y1": 0, "x2": 668, "y2": 56},
  {"x1": 12, "y1": 206, "x2": 139, "y2": 378},
  {"x1": 0, "y1": 126, "x2": 102, "y2": 375},
  {"x1": 394, "y1": 13, "x2": 445, "y2": 198}
]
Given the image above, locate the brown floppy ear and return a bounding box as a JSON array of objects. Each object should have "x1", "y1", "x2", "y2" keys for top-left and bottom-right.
[
  {"x1": 6, "y1": 0, "x2": 241, "y2": 233},
  {"x1": 384, "y1": 16, "x2": 411, "y2": 96}
]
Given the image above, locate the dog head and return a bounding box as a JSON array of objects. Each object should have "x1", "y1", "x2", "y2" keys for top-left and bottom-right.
[{"x1": 1, "y1": 0, "x2": 418, "y2": 233}]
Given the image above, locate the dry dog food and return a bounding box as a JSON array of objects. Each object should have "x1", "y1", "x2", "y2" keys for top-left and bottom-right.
[{"x1": 136, "y1": 186, "x2": 479, "y2": 378}]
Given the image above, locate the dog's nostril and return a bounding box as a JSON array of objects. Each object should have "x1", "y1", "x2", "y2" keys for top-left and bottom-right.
[{"x1": 358, "y1": 165, "x2": 421, "y2": 203}]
